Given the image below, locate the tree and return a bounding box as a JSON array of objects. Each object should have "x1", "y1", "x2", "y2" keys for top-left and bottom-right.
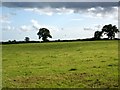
[
  {"x1": 94, "y1": 31, "x2": 103, "y2": 40},
  {"x1": 102, "y1": 24, "x2": 119, "y2": 39},
  {"x1": 25, "y1": 37, "x2": 30, "y2": 42},
  {"x1": 12, "y1": 40, "x2": 16, "y2": 43},
  {"x1": 8, "y1": 40, "x2": 12, "y2": 43},
  {"x1": 37, "y1": 28, "x2": 52, "y2": 41}
]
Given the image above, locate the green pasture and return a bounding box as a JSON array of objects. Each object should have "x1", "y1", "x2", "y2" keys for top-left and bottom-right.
[{"x1": 2, "y1": 40, "x2": 119, "y2": 88}]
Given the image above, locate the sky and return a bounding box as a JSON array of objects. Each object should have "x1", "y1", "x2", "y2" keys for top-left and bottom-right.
[{"x1": 0, "y1": 1, "x2": 119, "y2": 41}]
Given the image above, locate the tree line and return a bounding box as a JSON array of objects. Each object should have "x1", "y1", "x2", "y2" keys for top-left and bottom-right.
[
  {"x1": 37, "y1": 24, "x2": 119, "y2": 42},
  {"x1": 1, "y1": 24, "x2": 119, "y2": 44},
  {"x1": 94, "y1": 24, "x2": 119, "y2": 40}
]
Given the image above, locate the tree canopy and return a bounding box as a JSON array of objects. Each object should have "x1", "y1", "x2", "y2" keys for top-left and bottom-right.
[
  {"x1": 94, "y1": 24, "x2": 119, "y2": 40},
  {"x1": 25, "y1": 37, "x2": 30, "y2": 42},
  {"x1": 102, "y1": 24, "x2": 119, "y2": 39},
  {"x1": 94, "y1": 31, "x2": 103, "y2": 40},
  {"x1": 37, "y1": 28, "x2": 52, "y2": 42}
]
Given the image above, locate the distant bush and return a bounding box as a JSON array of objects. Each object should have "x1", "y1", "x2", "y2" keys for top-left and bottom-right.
[
  {"x1": 25, "y1": 37, "x2": 30, "y2": 42},
  {"x1": 12, "y1": 40, "x2": 16, "y2": 44}
]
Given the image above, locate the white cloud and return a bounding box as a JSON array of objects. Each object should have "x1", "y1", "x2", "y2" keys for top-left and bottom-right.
[
  {"x1": 30, "y1": 19, "x2": 59, "y2": 32},
  {"x1": 87, "y1": 7, "x2": 96, "y2": 12},
  {"x1": 0, "y1": 12, "x2": 16, "y2": 24},
  {"x1": 1, "y1": 20, "x2": 11, "y2": 24},
  {"x1": 24, "y1": 7, "x2": 74, "y2": 16},
  {"x1": 31, "y1": 19, "x2": 41, "y2": 29},
  {"x1": 86, "y1": 6, "x2": 118, "y2": 20},
  {"x1": 18, "y1": 19, "x2": 59, "y2": 32},
  {"x1": 20, "y1": 25, "x2": 32, "y2": 31},
  {"x1": 24, "y1": 7, "x2": 54, "y2": 16},
  {"x1": 0, "y1": 15, "x2": 11, "y2": 24},
  {"x1": 24, "y1": 6, "x2": 118, "y2": 21},
  {"x1": 2, "y1": 25, "x2": 14, "y2": 30},
  {"x1": 0, "y1": 15, "x2": 8, "y2": 20},
  {"x1": 55, "y1": 7, "x2": 74, "y2": 15}
]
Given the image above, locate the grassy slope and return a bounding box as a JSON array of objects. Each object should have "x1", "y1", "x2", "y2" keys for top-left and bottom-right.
[{"x1": 2, "y1": 40, "x2": 118, "y2": 88}]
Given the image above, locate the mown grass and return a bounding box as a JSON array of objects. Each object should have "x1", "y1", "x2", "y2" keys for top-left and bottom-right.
[{"x1": 2, "y1": 40, "x2": 118, "y2": 88}]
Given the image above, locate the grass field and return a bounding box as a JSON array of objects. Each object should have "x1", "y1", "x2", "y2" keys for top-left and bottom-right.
[{"x1": 2, "y1": 40, "x2": 119, "y2": 88}]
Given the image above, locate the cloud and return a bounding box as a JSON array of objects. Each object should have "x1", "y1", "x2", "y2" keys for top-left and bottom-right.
[
  {"x1": 2, "y1": 25, "x2": 15, "y2": 30},
  {"x1": 2, "y1": 2, "x2": 118, "y2": 9},
  {"x1": 2, "y1": 2, "x2": 118, "y2": 20},
  {"x1": 31, "y1": 19, "x2": 59, "y2": 32},
  {"x1": 55, "y1": 7, "x2": 74, "y2": 15},
  {"x1": 0, "y1": 15, "x2": 11, "y2": 24},
  {"x1": 24, "y1": 7, "x2": 53, "y2": 16},
  {"x1": 18, "y1": 23, "x2": 35, "y2": 32},
  {"x1": 19, "y1": 19, "x2": 40, "y2": 32},
  {"x1": 1, "y1": 0, "x2": 120, "y2": 2},
  {"x1": 0, "y1": 11, "x2": 16, "y2": 24},
  {"x1": 85, "y1": 6, "x2": 118, "y2": 20},
  {"x1": 18, "y1": 19, "x2": 59, "y2": 32},
  {"x1": 24, "y1": 6, "x2": 118, "y2": 21},
  {"x1": 24, "y1": 7, "x2": 74, "y2": 16},
  {"x1": 31, "y1": 19, "x2": 41, "y2": 29},
  {"x1": 1, "y1": 19, "x2": 11, "y2": 24},
  {"x1": 0, "y1": 15, "x2": 8, "y2": 20},
  {"x1": 20, "y1": 25, "x2": 32, "y2": 31}
]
